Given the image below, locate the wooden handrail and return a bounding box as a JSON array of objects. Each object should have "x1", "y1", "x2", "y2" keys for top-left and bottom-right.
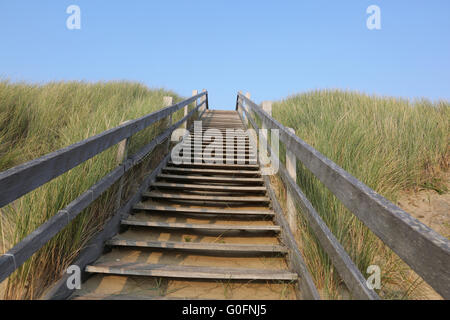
[
  {"x1": 0, "y1": 92, "x2": 207, "y2": 209},
  {"x1": 45, "y1": 111, "x2": 209, "y2": 300},
  {"x1": 237, "y1": 100, "x2": 378, "y2": 300},
  {"x1": 237, "y1": 92, "x2": 450, "y2": 299},
  {"x1": 0, "y1": 92, "x2": 207, "y2": 283},
  {"x1": 235, "y1": 99, "x2": 320, "y2": 300}
]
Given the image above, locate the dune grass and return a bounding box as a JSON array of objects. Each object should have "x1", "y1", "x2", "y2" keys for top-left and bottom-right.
[
  {"x1": 270, "y1": 89, "x2": 449, "y2": 299},
  {"x1": 0, "y1": 80, "x2": 183, "y2": 299}
]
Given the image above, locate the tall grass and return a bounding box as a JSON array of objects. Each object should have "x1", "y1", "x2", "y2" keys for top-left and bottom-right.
[
  {"x1": 0, "y1": 80, "x2": 182, "y2": 299},
  {"x1": 271, "y1": 89, "x2": 449, "y2": 299}
]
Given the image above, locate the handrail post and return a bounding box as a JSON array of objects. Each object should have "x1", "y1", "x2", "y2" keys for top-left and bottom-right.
[
  {"x1": 182, "y1": 93, "x2": 189, "y2": 129},
  {"x1": 115, "y1": 120, "x2": 132, "y2": 211},
  {"x1": 244, "y1": 92, "x2": 251, "y2": 126},
  {"x1": 241, "y1": 92, "x2": 257, "y2": 165},
  {"x1": 286, "y1": 127, "x2": 297, "y2": 235},
  {"x1": 237, "y1": 91, "x2": 244, "y2": 122},
  {"x1": 163, "y1": 96, "x2": 173, "y2": 153},
  {"x1": 237, "y1": 90, "x2": 243, "y2": 113},
  {"x1": 191, "y1": 90, "x2": 198, "y2": 127},
  {"x1": 260, "y1": 101, "x2": 272, "y2": 166},
  {"x1": 201, "y1": 89, "x2": 208, "y2": 112},
  {"x1": 236, "y1": 90, "x2": 242, "y2": 111}
]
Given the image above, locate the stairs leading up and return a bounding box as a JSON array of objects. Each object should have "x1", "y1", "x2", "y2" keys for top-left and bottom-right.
[{"x1": 72, "y1": 110, "x2": 297, "y2": 300}]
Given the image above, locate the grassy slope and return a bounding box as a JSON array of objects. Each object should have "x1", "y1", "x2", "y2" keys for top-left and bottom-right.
[
  {"x1": 0, "y1": 81, "x2": 182, "y2": 299},
  {"x1": 271, "y1": 89, "x2": 449, "y2": 299}
]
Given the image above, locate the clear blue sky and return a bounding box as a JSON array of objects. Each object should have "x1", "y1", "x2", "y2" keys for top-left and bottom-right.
[{"x1": 1, "y1": 1, "x2": 449, "y2": 109}]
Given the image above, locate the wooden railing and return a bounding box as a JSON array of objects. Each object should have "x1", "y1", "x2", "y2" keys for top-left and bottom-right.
[
  {"x1": 236, "y1": 92, "x2": 450, "y2": 300},
  {"x1": 0, "y1": 90, "x2": 208, "y2": 284}
]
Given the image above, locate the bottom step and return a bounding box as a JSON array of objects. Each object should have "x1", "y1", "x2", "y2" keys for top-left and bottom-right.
[{"x1": 85, "y1": 263, "x2": 298, "y2": 281}]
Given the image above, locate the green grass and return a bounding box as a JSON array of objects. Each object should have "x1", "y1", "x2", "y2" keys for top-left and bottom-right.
[
  {"x1": 270, "y1": 89, "x2": 449, "y2": 299},
  {"x1": 0, "y1": 80, "x2": 184, "y2": 299}
]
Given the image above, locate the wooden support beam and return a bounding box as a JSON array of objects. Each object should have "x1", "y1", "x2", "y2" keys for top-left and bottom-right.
[
  {"x1": 286, "y1": 127, "x2": 297, "y2": 234},
  {"x1": 115, "y1": 120, "x2": 131, "y2": 211},
  {"x1": 163, "y1": 96, "x2": 173, "y2": 150}
]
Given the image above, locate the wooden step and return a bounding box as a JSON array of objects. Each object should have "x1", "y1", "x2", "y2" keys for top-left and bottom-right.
[
  {"x1": 178, "y1": 153, "x2": 255, "y2": 158},
  {"x1": 179, "y1": 153, "x2": 256, "y2": 159},
  {"x1": 179, "y1": 144, "x2": 254, "y2": 149},
  {"x1": 167, "y1": 162, "x2": 259, "y2": 170},
  {"x1": 106, "y1": 239, "x2": 288, "y2": 254},
  {"x1": 152, "y1": 182, "x2": 266, "y2": 192},
  {"x1": 86, "y1": 263, "x2": 297, "y2": 281},
  {"x1": 198, "y1": 131, "x2": 247, "y2": 134},
  {"x1": 180, "y1": 142, "x2": 254, "y2": 148},
  {"x1": 157, "y1": 174, "x2": 263, "y2": 184},
  {"x1": 133, "y1": 204, "x2": 275, "y2": 217},
  {"x1": 162, "y1": 167, "x2": 261, "y2": 176},
  {"x1": 171, "y1": 158, "x2": 257, "y2": 165},
  {"x1": 200, "y1": 125, "x2": 245, "y2": 127},
  {"x1": 182, "y1": 138, "x2": 252, "y2": 142},
  {"x1": 143, "y1": 192, "x2": 270, "y2": 203},
  {"x1": 121, "y1": 220, "x2": 281, "y2": 233},
  {"x1": 198, "y1": 126, "x2": 247, "y2": 129},
  {"x1": 190, "y1": 132, "x2": 249, "y2": 135},
  {"x1": 179, "y1": 144, "x2": 253, "y2": 149},
  {"x1": 188, "y1": 134, "x2": 249, "y2": 138}
]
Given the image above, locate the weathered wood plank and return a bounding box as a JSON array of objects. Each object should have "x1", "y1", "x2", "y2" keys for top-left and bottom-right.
[
  {"x1": 180, "y1": 144, "x2": 254, "y2": 150},
  {"x1": 152, "y1": 182, "x2": 265, "y2": 192},
  {"x1": 239, "y1": 93, "x2": 450, "y2": 299},
  {"x1": 162, "y1": 167, "x2": 260, "y2": 176},
  {"x1": 157, "y1": 174, "x2": 263, "y2": 184},
  {"x1": 0, "y1": 92, "x2": 207, "y2": 209},
  {"x1": 106, "y1": 239, "x2": 288, "y2": 254},
  {"x1": 178, "y1": 154, "x2": 257, "y2": 161},
  {"x1": 133, "y1": 204, "x2": 275, "y2": 217},
  {"x1": 85, "y1": 263, "x2": 297, "y2": 281},
  {"x1": 143, "y1": 191, "x2": 270, "y2": 203},
  {"x1": 121, "y1": 220, "x2": 281, "y2": 233},
  {"x1": 167, "y1": 161, "x2": 259, "y2": 170},
  {"x1": 170, "y1": 157, "x2": 257, "y2": 165}
]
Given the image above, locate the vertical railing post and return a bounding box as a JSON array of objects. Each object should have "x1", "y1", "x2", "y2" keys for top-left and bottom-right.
[
  {"x1": 201, "y1": 89, "x2": 208, "y2": 112},
  {"x1": 286, "y1": 127, "x2": 297, "y2": 234},
  {"x1": 237, "y1": 90, "x2": 243, "y2": 117},
  {"x1": 243, "y1": 92, "x2": 257, "y2": 164},
  {"x1": 260, "y1": 101, "x2": 272, "y2": 166},
  {"x1": 244, "y1": 92, "x2": 251, "y2": 127},
  {"x1": 163, "y1": 96, "x2": 173, "y2": 153},
  {"x1": 182, "y1": 92, "x2": 189, "y2": 129},
  {"x1": 115, "y1": 120, "x2": 131, "y2": 211},
  {"x1": 191, "y1": 90, "x2": 198, "y2": 127}
]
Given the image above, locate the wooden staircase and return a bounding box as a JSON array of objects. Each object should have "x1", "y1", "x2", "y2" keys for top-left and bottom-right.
[{"x1": 72, "y1": 110, "x2": 298, "y2": 300}]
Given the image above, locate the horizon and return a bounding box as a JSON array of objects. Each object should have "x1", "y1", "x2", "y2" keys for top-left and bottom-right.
[{"x1": 1, "y1": 1, "x2": 449, "y2": 108}]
